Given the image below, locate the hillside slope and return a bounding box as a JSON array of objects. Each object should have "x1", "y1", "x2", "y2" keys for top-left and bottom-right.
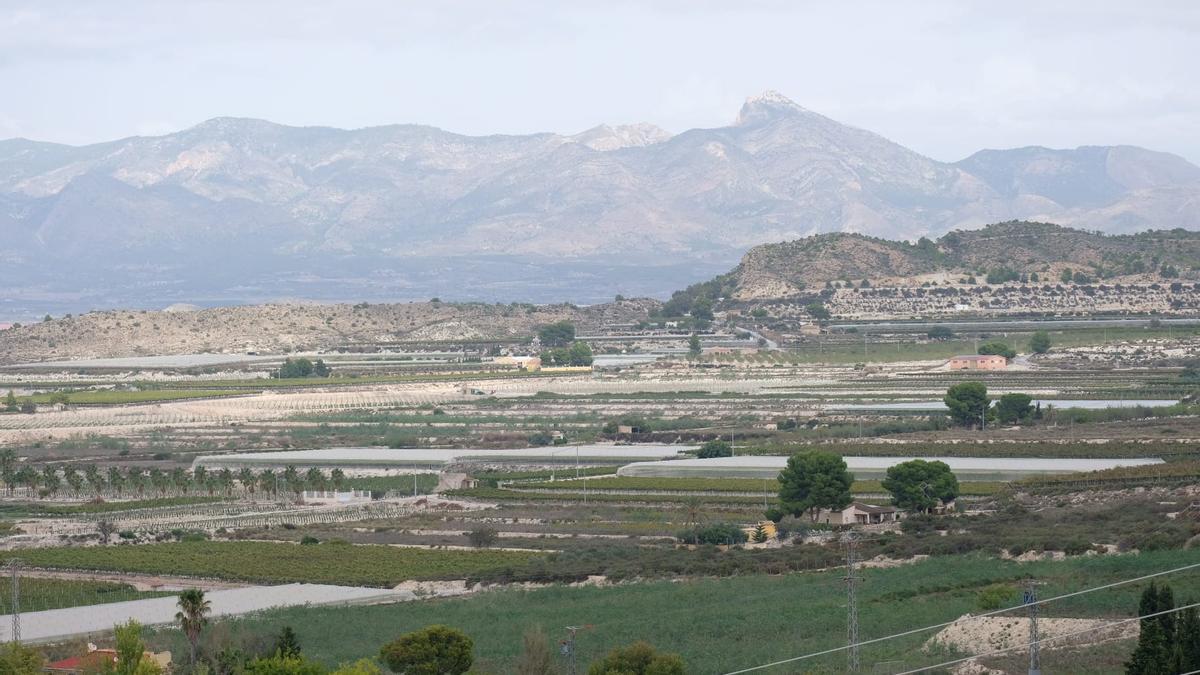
[
  {"x1": 726, "y1": 222, "x2": 1200, "y2": 299},
  {"x1": 0, "y1": 300, "x2": 656, "y2": 365}
]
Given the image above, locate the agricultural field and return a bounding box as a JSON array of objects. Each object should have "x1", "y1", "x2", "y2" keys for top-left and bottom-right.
[
  {"x1": 144, "y1": 549, "x2": 1200, "y2": 674},
  {"x1": 0, "y1": 542, "x2": 543, "y2": 587},
  {"x1": 0, "y1": 577, "x2": 171, "y2": 613},
  {"x1": 0, "y1": 313, "x2": 1197, "y2": 673}
]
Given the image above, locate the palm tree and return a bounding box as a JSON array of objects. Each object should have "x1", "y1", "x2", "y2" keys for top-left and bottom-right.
[
  {"x1": 40, "y1": 466, "x2": 61, "y2": 497},
  {"x1": 283, "y1": 465, "x2": 301, "y2": 500},
  {"x1": 1, "y1": 466, "x2": 16, "y2": 496},
  {"x1": 175, "y1": 589, "x2": 212, "y2": 665},
  {"x1": 0, "y1": 449, "x2": 15, "y2": 479},
  {"x1": 258, "y1": 470, "x2": 277, "y2": 498},
  {"x1": 304, "y1": 467, "x2": 327, "y2": 492},
  {"x1": 84, "y1": 465, "x2": 103, "y2": 496},
  {"x1": 16, "y1": 466, "x2": 38, "y2": 496},
  {"x1": 218, "y1": 468, "x2": 234, "y2": 496},
  {"x1": 149, "y1": 468, "x2": 168, "y2": 498},
  {"x1": 238, "y1": 468, "x2": 256, "y2": 498},
  {"x1": 106, "y1": 466, "x2": 124, "y2": 497},
  {"x1": 171, "y1": 467, "x2": 189, "y2": 495},
  {"x1": 127, "y1": 466, "x2": 146, "y2": 498},
  {"x1": 64, "y1": 466, "x2": 83, "y2": 498}
]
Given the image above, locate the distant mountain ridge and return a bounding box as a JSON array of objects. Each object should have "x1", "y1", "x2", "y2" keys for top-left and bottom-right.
[{"x1": 2, "y1": 91, "x2": 1199, "y2": 311}]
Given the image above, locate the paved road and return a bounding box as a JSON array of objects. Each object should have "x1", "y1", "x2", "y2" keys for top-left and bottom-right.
[{"x1": 0, "y1": 583, "x2": 407, "y2": 644}]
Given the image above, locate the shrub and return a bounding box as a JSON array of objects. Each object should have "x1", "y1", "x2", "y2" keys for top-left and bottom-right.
[
  {"x1": 976, "y1": 584, "x2": 1014, "y2": 611},
  {"x1": 587, "y1": 641, "x2": 685, "y2": 675},
  {"x1": 300, "y1": 536, "x2": 320, "y2": 545},
  {"x1": 379, "y1": 625, "x2": 473, "y2": 675},
  {"x1": 467, "y1": 527, "x2": 499, "y2": 549},
  {"x1": 676, "y1": 523, "x2": 748, "y2": 546},
  {"x1": 696, "y1": 440, "x2": 732, "y2": 459}
]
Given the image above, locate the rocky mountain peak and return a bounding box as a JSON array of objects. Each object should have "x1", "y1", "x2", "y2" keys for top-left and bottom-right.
[{"x1": 735, "y1": 90, "x2": 808, "y2": 125}]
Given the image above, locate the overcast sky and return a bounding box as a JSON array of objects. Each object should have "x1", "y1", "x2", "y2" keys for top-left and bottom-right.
[{"x1": 3, "y1": 1, "x2": 1199, "y2": 163}]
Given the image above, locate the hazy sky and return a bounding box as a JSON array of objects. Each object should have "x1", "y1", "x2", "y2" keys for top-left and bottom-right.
[{"x1": 3, "y1": 1, "x2": 1199, "y2": 163}]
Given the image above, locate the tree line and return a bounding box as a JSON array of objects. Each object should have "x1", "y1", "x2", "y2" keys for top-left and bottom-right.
[{"x1": 0, "y1": 453, "x2": 352, "y2": 500}]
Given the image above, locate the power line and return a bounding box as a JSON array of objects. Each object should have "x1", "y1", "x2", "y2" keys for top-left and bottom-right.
[
  {"x1": 892, "y1": 600, "x2": 1200, "y2": 675},
  {"x1": 721, "y1": 559, "x2": 1200, "y2": 674}
]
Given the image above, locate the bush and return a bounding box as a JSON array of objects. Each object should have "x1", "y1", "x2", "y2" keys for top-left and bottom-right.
[
  {"x1": 467, "y1": 527, "x2": 499, "y2": 549},
  {"x1": 587, "y1": 641, "x2": 685, "y2": 675},
  {"x1": 696, "y1": 440, "x2": 732, "y2": 459},
  {"x1": 527, "y1": 431, "x2": 554, "y2": 446},
  {"x1": 380, "y1": 625, "x2": 473, "y2": 675},
  {"x1": 977, "y1": 342, "x2": 1016, "y2": 359},
  {"x1": 300, "y1": 536, "x2": 320, "y2": 545},
  {"x1": 976, "y1": 584, "x2": 1014, "y2": 611},
  {"x1": 927, "y1": 326, "x2": 954, "y2": 340},
  {"x1": 676, "y1": 522, "x2": 748, "y2": 546}
]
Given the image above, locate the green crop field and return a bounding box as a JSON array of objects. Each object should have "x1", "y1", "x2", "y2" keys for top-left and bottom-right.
[
  {"x1": 0, "y1": 577, "x2": 170, "y2": 613},
  {"x1": 147, "y1": 549, "x2": 1200, "y2": 674},
  {"x1": 0, "y1": 542, "x2": 543, "y2": 587}
]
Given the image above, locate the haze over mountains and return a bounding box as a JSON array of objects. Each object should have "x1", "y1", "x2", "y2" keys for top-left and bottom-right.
[{"x1": 2, "y1": 91, "x2": 1198, "y2": 315}]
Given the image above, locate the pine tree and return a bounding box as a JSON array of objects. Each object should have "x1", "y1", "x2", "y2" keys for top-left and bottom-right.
[
  {"x1": 1176, "y1": 604, "x2": 1200, "y2": 672},
  {"x1": 274, "y1": 625, "x2": 302, "y2": 657},
  {"x1": 1127, "y1": 583, "x2": 1187, "y2": 675}
]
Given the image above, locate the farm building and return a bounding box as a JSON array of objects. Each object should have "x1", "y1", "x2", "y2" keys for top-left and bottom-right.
[
  {"x1": 947, "y1": 354, "x2": 1007, "y2": 370},
  {"x1": 493, "y1": 355, "x2": 541, "y2": 371},
  {"x1": 616, "y1": 455, "x2": 1164, "y2": 482},
  {"x1": 818, "y1": 502, "x2": 898, "y2": 526}
]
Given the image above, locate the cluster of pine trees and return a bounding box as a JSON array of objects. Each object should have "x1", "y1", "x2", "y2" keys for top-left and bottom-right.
[{"x1": 1126, "y1": 582, "x2": 1200, "y2": 674}]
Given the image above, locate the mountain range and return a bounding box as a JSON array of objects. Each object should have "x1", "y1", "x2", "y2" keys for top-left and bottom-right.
[{"x1": 2, "y1": 90, "x2": 1199, "y2": 315}]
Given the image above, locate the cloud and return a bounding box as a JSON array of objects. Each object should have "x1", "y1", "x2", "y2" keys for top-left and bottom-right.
[{"x1": 0, "y1": 1, "x2": 1197, "y2": 163}]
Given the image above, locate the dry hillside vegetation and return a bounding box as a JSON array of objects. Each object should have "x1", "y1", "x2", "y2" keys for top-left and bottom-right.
[
  {"x1": 730, "y1": 222, "x2": 1200, "y2": 299},
  {"x1": 0, "y1": 299, "x2": 656, "y2": 364}
]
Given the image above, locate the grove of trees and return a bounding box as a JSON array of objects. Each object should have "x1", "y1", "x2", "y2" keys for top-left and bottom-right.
[
  {"x1": 541, "y1": 341, "x2": 593, "y2": 367},
  {"x1": 537, "y1": 321, "x2": 576, "y2": 347},
  {"x1": 274, "y1": 358, "x2": 331, "y2": 379}
]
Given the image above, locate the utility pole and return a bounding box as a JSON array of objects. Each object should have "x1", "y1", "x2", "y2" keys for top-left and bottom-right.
[
  {"x1": 1024, "y1": 580, "x2": 1042, "y2": 675},
  {"x1": 843, "y1": 532, "x2": 861, "y2": 672},
  {"x1": 561, "y1": 625, "x2": 591, "y2": 675},
  {"x1": 7, "y1": 558, "x2": 20, "y2": 643}
]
